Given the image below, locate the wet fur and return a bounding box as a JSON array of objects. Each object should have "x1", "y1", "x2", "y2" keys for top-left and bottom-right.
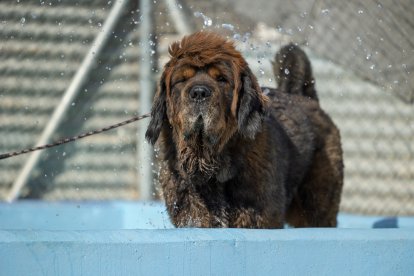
[{"x1": 146, "y1": 32, "x2": 343, "y2": 228}]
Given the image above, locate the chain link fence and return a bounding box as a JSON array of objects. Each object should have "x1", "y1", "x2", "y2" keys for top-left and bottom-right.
[
  {"x1": 274, "y1": 0, "x2": 414, "y2": 215},
  {"x1": 0, "y1": 0, "x2": 412, "y2": 215},
  {"x1": 180, "y1": 0, "x2": 414, "y2": 215}
]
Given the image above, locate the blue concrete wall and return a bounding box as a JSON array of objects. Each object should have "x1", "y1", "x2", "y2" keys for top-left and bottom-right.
[
  {"x1": 1, "y1": 228, "x2": 414, "y2": 276},
  {"x1": 1, "y1": 201, "x2": 414, "y2": 275},
  {"x1": 0, "y1": 201, "x2": 173, "y2": 230},
  {"x1": 1, "y1": 201, "x2": 414, "y2": 230}
]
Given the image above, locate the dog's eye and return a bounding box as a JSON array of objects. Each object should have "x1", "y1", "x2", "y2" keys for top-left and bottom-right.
[
  {"x1": 216, "y1": 75, "x2": 227, "y2": 83},
  {"x1": 172, "y1": 79, "x2": 185, "y2": 86}
]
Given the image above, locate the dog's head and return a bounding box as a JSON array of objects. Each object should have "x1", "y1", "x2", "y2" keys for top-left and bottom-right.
[{"x1": 146, "y1": 32, "x2": 267, "y2": 174}]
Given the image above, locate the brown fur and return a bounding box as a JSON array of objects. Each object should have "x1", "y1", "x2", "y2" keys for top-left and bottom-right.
[{"x1": 146, "y1": 32, "x2": 343, "y2": 228}]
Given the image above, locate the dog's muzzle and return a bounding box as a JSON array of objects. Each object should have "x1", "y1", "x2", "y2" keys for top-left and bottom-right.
[{"x1": 189, "y1": 85, "x2": 212, "y2": 102}]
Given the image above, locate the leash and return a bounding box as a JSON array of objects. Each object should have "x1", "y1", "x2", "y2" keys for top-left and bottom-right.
[{"x1": 0, "y1": 113, "x2": 151, "y2": 160}]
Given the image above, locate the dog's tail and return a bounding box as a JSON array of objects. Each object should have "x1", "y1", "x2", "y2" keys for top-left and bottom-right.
[{"x1": 272, "y1": 44, "x2": 318, "y2": 101}]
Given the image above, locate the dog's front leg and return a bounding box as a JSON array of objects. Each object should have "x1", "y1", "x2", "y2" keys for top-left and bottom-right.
[
  {"x1": 230, "y1": 208, "x2": 283, "y2": 229},
  {"x1": 163, "y1": 177, "x2": 229, "y2": 228}
]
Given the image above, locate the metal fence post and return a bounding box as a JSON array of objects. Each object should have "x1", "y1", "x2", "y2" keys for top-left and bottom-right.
[{"x1": 137, "y1": 0, "x2": 155, "y2": 200}]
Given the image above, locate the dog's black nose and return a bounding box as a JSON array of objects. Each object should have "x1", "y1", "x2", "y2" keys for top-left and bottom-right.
[{"x1": 189, "y1": 85, "x2": 211, "y2": 101}]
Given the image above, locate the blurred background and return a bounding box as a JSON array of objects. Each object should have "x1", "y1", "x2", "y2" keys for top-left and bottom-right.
[{"x1": 0, "y1": 0, "x2": 412, "y2": 216}]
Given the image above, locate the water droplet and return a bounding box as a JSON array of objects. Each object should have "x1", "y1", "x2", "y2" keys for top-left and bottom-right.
[
  {"x1": 206, "y1": 18, "x2": 212, "y2": 26},
  {"x1": 221, "y1": 23, "x2": 234, "y2": 31},
  {"x1": 62, "y1": 152, "x2": 66, "y2": 156},
  {"x1": 71, "y1": 102, "x2": 76, "y2": 106},
  {"x1": 20, "y1": 17, "x2": 26, "y2": 24},
  {"x1": 370, "y1": 64, "x2": 375, "y2": 70},
  {"x1": 358, "y1": 10, "x2": 364, "y2": 14},
  {"x1": 321, "y1": 9, "x2": 329, "y2": 15},
  {"x1": 284, "y1": 68, "x2": 290, "y2": 75},
  {"x1": 88, "y1": 19, "x2": 92, "y2": 24},
  {"x1": 241, "y1": 33, "x2": 251, "y2": 42},
  {"x1": 194, "y1": 11, "x2": 212, "y2": 27}
]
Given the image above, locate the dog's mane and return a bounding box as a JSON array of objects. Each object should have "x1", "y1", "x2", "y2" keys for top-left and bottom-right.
[{"x1": 168, "y1": 31, "x2": 247, "y2": 69}]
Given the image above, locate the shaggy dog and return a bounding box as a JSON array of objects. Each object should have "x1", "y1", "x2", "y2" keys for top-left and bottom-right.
[{"x1": 146, "y1": 31, "x2": 343, "y2": 228}]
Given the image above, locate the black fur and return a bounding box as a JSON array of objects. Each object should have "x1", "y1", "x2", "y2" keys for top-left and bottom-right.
[
  {"x1": 145, "y1": 72, "x2": 167, "y2": 145},
  {"x1": 237, "y1": 68, "x2": 266, "y2": 139}
]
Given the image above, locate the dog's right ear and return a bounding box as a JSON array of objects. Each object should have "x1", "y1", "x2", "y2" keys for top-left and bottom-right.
[
  {"x1": 145, "y1": 70, "x2": 168, "y2": 145},
  {"x1": 233, "y1": 66, "x2": 267, "y2": 139}
]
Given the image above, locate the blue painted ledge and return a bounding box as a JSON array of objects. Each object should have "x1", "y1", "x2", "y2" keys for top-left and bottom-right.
[{"x1": 1, "y1": 201, "x2": 413, "y2": 276}]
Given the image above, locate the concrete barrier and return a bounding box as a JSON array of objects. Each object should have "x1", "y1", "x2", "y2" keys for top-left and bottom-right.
[{"x1": 1, "y1": 201, "x2": 413, "y2": 275}]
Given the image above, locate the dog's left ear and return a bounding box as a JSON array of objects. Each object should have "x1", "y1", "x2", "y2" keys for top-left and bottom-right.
[{"x1": 234, "y1": 66, "x2": 267, "y2": 139}]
